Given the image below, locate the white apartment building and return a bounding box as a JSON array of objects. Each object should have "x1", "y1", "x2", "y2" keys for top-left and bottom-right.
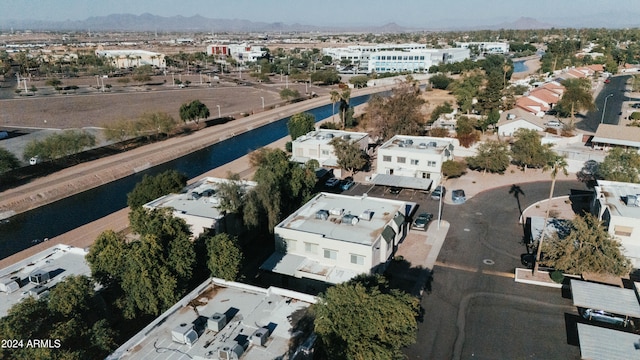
[
  {"x1": 94, "y1": 46, "x2": 166, "y2": 68},
  {"x1": 144, "y1": 177, "x2": 256, "y2": 238},
  {"x1": 374, "y1": 135, "x2": 456, "y2": 190},
  {"x1": 261, "y1": 192, "x2": 417, "y2": 284},
  {"x1": 456, "y1": 42, "x2": 510, "y2": 54},
  {"x1": 591, "y1": 180, "x2": 640, "y2": 268},
  {"x1": 291, "y1": 129, "x2": 370, "y2": 169}
]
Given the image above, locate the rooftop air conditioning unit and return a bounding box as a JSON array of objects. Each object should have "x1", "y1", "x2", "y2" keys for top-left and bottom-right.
[
  {"x1": 329, "y1": 208, "x2": 344, "y2": 216},
  {"x1": 315, "y1": 209, "x2": 329, "y2": 220},
  {"x1": 341, "y1": 214, "x2": 359, "y2": 225},
  {"x1": 428, "y1": 142, "x2": 437, "y2": 147},
  {"x1": 218, "y1": 341, "x2": 245, "y2": 360},
  {"x1": 507, "y1": 113, "x2": 516, "y2": 120},
  {"x1": 418, "y1": 143, "x2": 427, "y2": 149},
  {"x1": 627, "y1": 194, "x2": 640, "y2": 207},
  {"x1": 251, "y1": 327, "x2": 270, "y2": 346},
  {"x1": 404, "y1": 139, "x2": 413, "y2": 145},
  {"x1": 325, "y1": 133, "x2": 334, "y2": 139},
  {"x1": 208, "y1": 312, "x2": 227, "y2": 332},
  {"x1": 359, "y1": 209, "x2": 374, "y2": 221},
  {"x1": 171, "y1": 323, "x2": 198, "y2": 346},
  {"x1": 342, "y1": 134, "x2": 351, "y2": 140},
  {"x1": 29, "y1": 269, "x2": 50, "y2": 285}
]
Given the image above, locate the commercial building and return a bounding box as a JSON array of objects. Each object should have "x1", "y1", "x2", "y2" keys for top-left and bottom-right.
[
  {"x1": 94, "y1": 46, "x2": 166, "y2": 68},
  {"x1": 0, "y1": 244, "x2": 91, "y2": 317},
  {"x1": 322, "y1": 43, "x2": 470, "y2": 74},
  {"x1": 107, "y1": 278, "x2": 317, "y2": 360},
  {"x1": 206, "y1": 43, "x2": 266, "y2": 63},
  {"x1": 591, "y1": 180, "x2": 640, "y2": 267},
  {"x1": 290, "y1": 129, "x2": 370, "y2": 170},
  {"x1": 455, "y1": 42, "x2": 510, "y2": 54},
  {"x1": 261, "y1": 192, "x2": 417, "y2": 285},
  {"x1": 373, "y1": 135, "x2": 456, "y2": 190},
  {"x1": 144, "y1": 177, "x2": 257, "y2": 238}
]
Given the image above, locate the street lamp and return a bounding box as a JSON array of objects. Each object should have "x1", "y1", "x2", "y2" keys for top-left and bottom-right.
[
  {"x1": 600, "y1": 93, "x2": 613, "y2": 124},
  {"x1": 216, "y1": 105, "x2": 221, "y2": 118}
]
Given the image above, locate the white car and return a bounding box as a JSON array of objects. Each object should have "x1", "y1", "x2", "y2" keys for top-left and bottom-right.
[{"x1": 545, "y1": 120, "x2": 562, "y2": 128}]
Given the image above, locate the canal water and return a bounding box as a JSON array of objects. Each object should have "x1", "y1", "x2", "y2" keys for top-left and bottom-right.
[{"x1": 0, "y1": 94, "x2": 373, "y2": 259}]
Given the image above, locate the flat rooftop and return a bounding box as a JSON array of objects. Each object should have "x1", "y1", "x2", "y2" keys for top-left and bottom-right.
[
  {"x1": 0, "y1": 244, "x2": 90, "y2": 317},
  {"x1": 292, "y1": 129, "x2": 369, "y2": 146},
  {"x1": 595, "y1": 180, "x2": 640, "y2": 219},
  {"x1": 109, "y1": 279, "x2": 316, "y2": 360},
  {"x1": 277, "y1": 192, "x2": 415, "y2": 246},
  {"x1": 144, "y1": 177, "x2": 256, "y2": 221},
  {"x1": 379, "y1": 135, "x2": 454, "y2": 155}
]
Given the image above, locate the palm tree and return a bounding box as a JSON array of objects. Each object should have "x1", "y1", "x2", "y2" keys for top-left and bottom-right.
[
  {"x1": 533, "y1": 155, "x2": 569, "y2": 275},
  {"x1": 339, "y1": 89, "x2": 351, "y2": 128},
  {"x1": 330, "y1": 90, "x2": 340, "y2": 123}
]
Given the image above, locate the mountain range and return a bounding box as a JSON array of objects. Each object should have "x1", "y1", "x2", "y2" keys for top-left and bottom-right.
[{"x1": 1, "y1": 13, "x2": 638, "y2": 33}]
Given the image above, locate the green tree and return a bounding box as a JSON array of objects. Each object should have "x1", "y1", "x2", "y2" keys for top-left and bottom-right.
[
  {"x1": 330, "y1": 137, "x2": 368, "y2": 175},
  {"x1": 310, "y1": 69, "x2": 341, "y2": 85},
  {"x1": 137, "y1": 112, "x2": 179, "y2": 139},
  {"x1": 103, "y1": 118, "x2": 139, "y2": 144},
  {"x1": 314, "y1": 274, "x2": 419, "y2": 360},
  {"x1": 45, "y1": 77, "x2": 62, "y2": 87},
  {"x1": 86, "y1": 230, "x2": 128, "y2": 287},
  {"x1": 126, "y1": 169, "x2": 187, "y2": 208},
  {"x1": 541, "y1": 213, "x2": 632, "y2": 276},
  {"x1": 441, "y1": 159, "x2": 467, "y2": 178},
  {"x1": 455, "y1": 116, "x2": 480, "y2": 148},
  {"x1": 467, "y1": 140, "x2": 511, "y2": 174},
  {"x1": 429, "y1": 102, "x2": 453, "y2": 123},
  {"x1": 179, "y1": 99, "x2": 210, "y2": 125},
  {"x1": 597, "y1": 147, "x2": 640, "y2": 183},
  {"x1": 22, "y1": 130, "x2": 96, "y2": 162},
  {"x1": 556, "y1": 78, "x2": 595, "y2": 126},
  {"x1": 48, "y1": 275, "x2": 95, "y2": 317},
  {"x1": 0, "y1": 147, "x2": 20, "y2": 174},
  {"x1": 510, "y1": 129, "x2": 555, "y2": 170},
  {"x1": 245, "y1": 148, "x2": 317, "y2": 231},
  {"x1": 287, "y1": 112, "x2": 316, "y2": 141},
  {"x1": 349, "y1": 75, "x2": 369, "y2": 88},
  {"x1": 330, "y1": 90, "x2": 341, "y2": 124},
  {"x1": 205, "y1": 233, "x2": 243, "y2": 281},
  {"x1": 339, "y1": 88, "x2": 352, "y2": 129},
  {"x1": 429, "y1": 73, "x2": 453, "y2": 90},
  {"x1": 366, "y1": 79, "x2": 425, "y2": 141},
  {"x1": 280, "y1": 88, "x2": 300, "y2": 102}
]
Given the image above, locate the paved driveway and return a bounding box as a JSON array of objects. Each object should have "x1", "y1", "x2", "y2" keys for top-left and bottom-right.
[{"x1": 404, "y1": 180, "x2": 587, "y2": 360}]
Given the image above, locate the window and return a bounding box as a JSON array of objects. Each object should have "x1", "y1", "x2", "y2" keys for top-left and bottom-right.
[
  {"x1": 383, "y1": 155, "x2": 392, "y2": 162},
  {"x1": 427, "y1": 160, "x2": 437, "y2": 167},
  {"x1": 324, "y1": 249, "x2": 337, "y2": 260},
  {"x1": 614, "y1": 225, "x2": 633, "y2": 237},
  {"x1": 397, "y1": 157, "x2": 406, "y2": 163},
  {"x1": 321, "y1": 149, "x2": 330, "y2": 156},
  {"x1": 350, "y1": 254, "x2": 365, "y2": 265},
  {"x1": 286, "y1": 239, "x2": 296, "y2": 251},
  {"x1": 410, "y1": 159, "x2": 419, "y2": 165},
  {"x1": 304, "y1": 242, "x2": 318, "y2": 254}
]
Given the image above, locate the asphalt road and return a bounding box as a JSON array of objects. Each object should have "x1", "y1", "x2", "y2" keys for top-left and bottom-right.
[
  {"x1": 403, "y1": 180, "x2": 588, "y2": 360},
  {"x1": 578, "y1": 74, "x2": 636, "y2": 132}
]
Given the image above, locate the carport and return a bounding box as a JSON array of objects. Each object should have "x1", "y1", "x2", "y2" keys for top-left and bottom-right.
[
  {"x1": 577, "y1": 323, "x2": 640, "y2": 360},
  {"x1": 570, "y1": 279, "x2": 640, "y2": 319},
  {"x1": 369, "y1": 174, "x2": 433, "y2": 191}
]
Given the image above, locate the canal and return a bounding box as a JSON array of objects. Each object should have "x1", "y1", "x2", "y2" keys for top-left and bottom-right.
[{"x1": 0, "y1": 94, "x2": 373, "y2": 259}]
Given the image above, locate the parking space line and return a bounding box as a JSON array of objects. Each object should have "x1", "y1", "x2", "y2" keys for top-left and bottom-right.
[{"x1": 434, "y1": 261, "x2": 515, "y2": 278}]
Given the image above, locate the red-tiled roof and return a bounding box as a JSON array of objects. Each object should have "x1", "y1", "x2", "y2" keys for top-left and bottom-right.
[{"x1": 529, "y1": 88, "x2": 561, "y2": 104}]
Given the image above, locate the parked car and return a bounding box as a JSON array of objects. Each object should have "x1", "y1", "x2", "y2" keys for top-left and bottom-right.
[
  {"x1": 431, "y1": 185, "x2": 445, "y2": 200},
  {"x1": 452, "y1": 189, "x2": 466, "y2": 204},
  {"x1": 631, "y1": 103, "x2": 640, "y2": 109},
  {"x1": 340, "y1": 178, "x2": 355, "y2": 191},
  {"x1": 412, "y1": 212, "x2": 433, "y2": 231},
  {"x1": 388, "y1": 187, "x2": 402, "y2": 195},
  {"x1": 604, "y1": 78, "x2": 611, "y2": 84},
  {"x1": 582, "y1": 308, "x2": 631, "y2": 327},
  {"x1": 545, "y1": 119, "x2": 562, "y2": 128},
  {"x1": 324, "y1": 178, "x2": 340, "y2": 187}
]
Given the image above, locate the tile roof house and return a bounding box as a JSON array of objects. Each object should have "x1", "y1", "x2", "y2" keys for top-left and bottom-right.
[
  {"x1": 591, "y1": 124, "x2": 640, "y2": 151},
  {"x1": 496, "y1": 108, "x2": 545, "y2": 137},
  {"x1": 516, "y1": 96, "x2": 550, "y2": 116}
]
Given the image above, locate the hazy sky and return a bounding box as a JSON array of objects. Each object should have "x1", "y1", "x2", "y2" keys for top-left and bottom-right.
[{"x1": 3, "y1": 0, "x2": 640, "y2": 27}]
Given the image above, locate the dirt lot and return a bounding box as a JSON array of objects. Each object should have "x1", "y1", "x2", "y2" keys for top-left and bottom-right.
[{"x1": 0, "y1": 78, "x2": 312, "y2": 129}]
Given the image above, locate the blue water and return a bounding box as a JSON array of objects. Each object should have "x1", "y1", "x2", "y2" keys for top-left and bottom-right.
[
  {"x1": 513, "y1": 60, "x2": 528, "y2": 73},
  {"x1": 0, "y1": 95, "x2": 373, "y2": 259}
]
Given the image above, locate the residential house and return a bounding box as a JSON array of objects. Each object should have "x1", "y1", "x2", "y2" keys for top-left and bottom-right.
[
  {"x1": 591, "y1": 180, "x2": 640, "y2": 267},
  {"x1": 291, "y1": 129, "x2": 370, "y2": 176},
  {"x1": 143, "y1": 177, "x2": 257, "y2": 238},
  {"x1": 591, "y1": 124, "x2": 640, "y2": 152},
  {"x1": 374, "y1": 135, "x2": 455, "y2": 190},
  {"x1": 261, "y1": 192, "x2": 417, "y2": 285},
  {"x1": 497, "y1": 107, "x2": 545, "y2": 137}
]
